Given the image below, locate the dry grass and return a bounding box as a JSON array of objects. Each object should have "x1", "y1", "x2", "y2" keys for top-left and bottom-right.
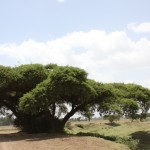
[{"x1": 0, "y1": 126, "x2": 18, "y2": 133}]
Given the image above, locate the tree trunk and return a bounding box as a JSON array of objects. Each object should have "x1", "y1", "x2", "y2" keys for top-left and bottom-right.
[{"x1": 61, "y1": 104, "x2": 84, "y2": 129}]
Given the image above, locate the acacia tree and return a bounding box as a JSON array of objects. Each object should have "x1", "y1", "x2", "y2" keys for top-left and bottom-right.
[
  {"x1": 127, "y1": 84, "x2": 150, "y2": 121},
  {"x1": 19, "y1": 66, "x2": 98, "y2": 132},
  {"x1": 104, "y1": 83, "x2": 150, "y2": 121},
  {"x1": 1, "y1": 64, "x2": 149, "y2": 133}
]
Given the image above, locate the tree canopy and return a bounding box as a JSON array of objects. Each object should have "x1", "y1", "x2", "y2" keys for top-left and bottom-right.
[
  {"x1": 19, "y1": 66, "x2": 98, "y2": 132},
  {"x1": 0, "y1": 64, "x2": 150, "y2": 133},
  {"x1": 104, "y1": 83, "x2": 150, "y2": 120}
]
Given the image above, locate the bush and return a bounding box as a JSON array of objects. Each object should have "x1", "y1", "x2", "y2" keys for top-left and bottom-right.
[
  {"x1": 76, "y1": 124, "x2": 84, "y2": 129},
  {"x1": 65, "y1": 121, "x2": 72, "y2": 130},
  {"x1": 116, "y1": 136, "x2": 139, "y2": 150},
  {"x1": 104, "y1": 114, "x2": 120, "y2": 123}
]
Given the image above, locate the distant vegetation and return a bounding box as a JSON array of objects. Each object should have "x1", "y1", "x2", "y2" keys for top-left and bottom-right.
[
  {"x1": 0, "y1": 63, "x2": 150, "y2": 133},
  {"x1": 0, "y1": 116, "x2": 13, "y2": 126}
]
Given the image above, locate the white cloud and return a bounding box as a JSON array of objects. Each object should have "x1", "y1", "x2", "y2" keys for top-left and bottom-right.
[
  {"x1": 1, "y1": 29, "x2": 150, "y2": 88},
  {"x1": 127, "y1": 22, "x2": 150, "y2": 33},
  {"x1": 56, "y1": 0, "x2": 65, "y2": 3}
]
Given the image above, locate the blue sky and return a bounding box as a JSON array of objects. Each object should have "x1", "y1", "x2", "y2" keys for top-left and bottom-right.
[
  {"x1": 0, "y1": 0, "x2": 150, "y2": 43},
  {"x1": 0, "y1": 0, "x2": 150, "y2": 88}
]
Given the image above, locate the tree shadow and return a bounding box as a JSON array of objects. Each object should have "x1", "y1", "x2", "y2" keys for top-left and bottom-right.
[
  {"x1": 130, "y1": 131, "x2": 150, "y2": 150},
  {"x1": 0, "y1": 132, "x2": 74, "y2": 142},
  {"x1": 105, "y1": 122, "x2": 120, "y2": 126}
]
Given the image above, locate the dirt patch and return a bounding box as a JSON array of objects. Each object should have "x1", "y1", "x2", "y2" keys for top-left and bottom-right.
[{"x1": 0, "y1": 133, "x2": 129, "y2": 150}]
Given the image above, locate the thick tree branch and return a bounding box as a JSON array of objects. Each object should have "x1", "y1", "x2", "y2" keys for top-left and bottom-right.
[
  {"x1": 0, "y1": 101, "x2": 18, "y2": 117},
  {"x1": 52, "y1": 103, "x2": 56, "y2": 117},
  {"x1": 62, "y1": 103, "x2": 85, "y2": 125}
]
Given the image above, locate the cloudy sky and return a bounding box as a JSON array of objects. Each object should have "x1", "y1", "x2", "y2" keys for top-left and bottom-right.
[{"x1": 0, "y1": 0, "x2": 150, "y2": 88}]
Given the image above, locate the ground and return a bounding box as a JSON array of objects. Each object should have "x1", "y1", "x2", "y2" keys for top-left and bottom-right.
[
  {"x1": 0, "y1": 126, "x2": 128, "y2": 150},
  {"x1": 67, "y1": 119, "x2": 150, "y2": 150}
]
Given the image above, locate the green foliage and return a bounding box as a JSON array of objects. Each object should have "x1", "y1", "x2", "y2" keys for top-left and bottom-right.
[
  {"x1": 91, "y1": 82, "x2": 116, "y2": 116},
  {"x1": 105, "y1": 83, "x2": 150, "y2": 121},
  {"x1": 19, "y1": 85, "x2": 49, "y2": 115},
  {"x1": 0, "y1": 64, "x2": 49, "y2": 132},
  {"x1": 44, "y1": 63, "x2": 58, "y2": 70},
  {"x1": 15, "y1": 64, "x2": 48, "y2": 91},
  {"x1": 0, "y1": 65, "x2": 17, "y2": 89},
  {"x1": 127, "y1": 84, "x2": 150, "y2": 120},
  {"x1": 119, "y1": 98, "x2": 139, "y2": 120},
  {"x1": 49, "y1": 66, "x2": 96, "y2": 104},
  {"x1": 0, "y1": 64, "x2": 48, "y2": 107},
  {"x1": 76, "y1": 132, "x2": 117, "y2": 141},
  {"x1": 1, "y1": 63, "x2": 150, "y2": 133},
  {"x1": 19, "y1": 66, "x2": 95, "y2": 113},
  {"x1": 116, "y1": 136, "x2": 139, "y2": 150}
]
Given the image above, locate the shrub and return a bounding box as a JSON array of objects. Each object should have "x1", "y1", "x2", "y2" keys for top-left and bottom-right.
[
  {"x1": 65, "y1": 121, "x2": 72, "y2": 130},
  {"x1": 76, "y1": 124, "x2": 84, "y2": 129},
  {"x1": 116, "y1": 136, "x2": 139, "y2": 150},
  {"x1": 104, "y1": 114, "x2": 120, "y2": 123}
]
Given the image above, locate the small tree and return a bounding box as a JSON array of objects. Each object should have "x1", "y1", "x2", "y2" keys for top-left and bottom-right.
[{"x1": 104, "y1": 114, "x2": 120, "y2": 123}]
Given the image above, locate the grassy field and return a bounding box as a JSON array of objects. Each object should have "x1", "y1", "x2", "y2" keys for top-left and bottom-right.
[{"x1": 65, "y1": 119, "x2": 150, "y2": 150}]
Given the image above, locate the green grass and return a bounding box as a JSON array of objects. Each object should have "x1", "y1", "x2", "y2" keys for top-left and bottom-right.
[{"x1": 65, "y1": 120, "x2": 150, "y2": 150}]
